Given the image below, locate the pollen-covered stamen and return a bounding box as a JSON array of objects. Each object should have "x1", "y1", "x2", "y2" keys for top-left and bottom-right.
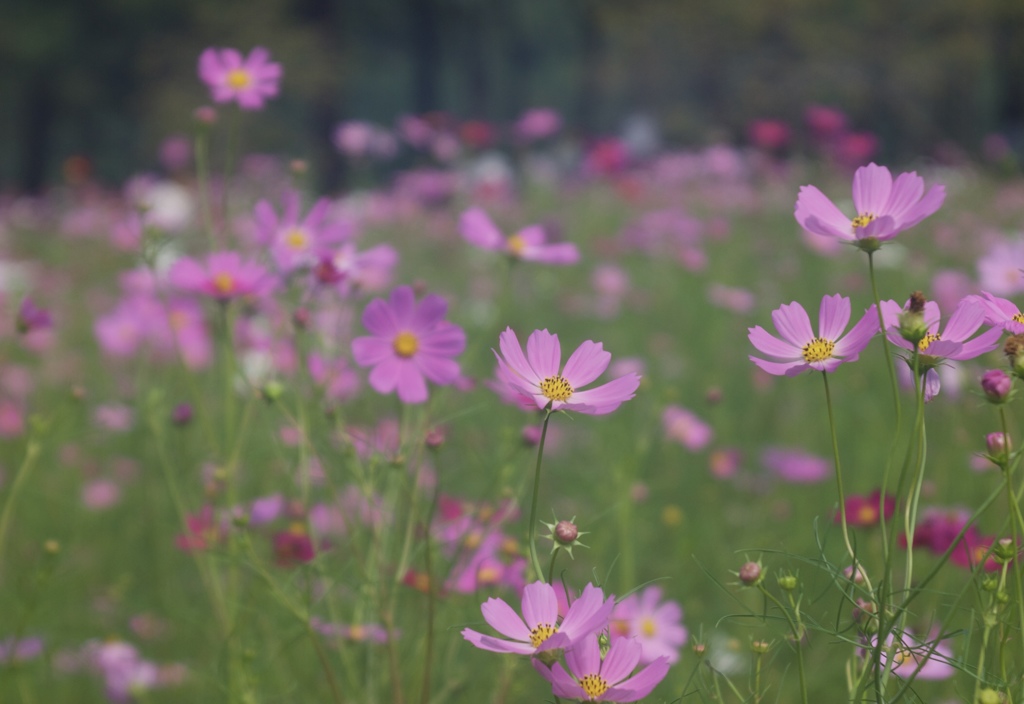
[
  {"x1": 851, "y1": 213, "x2": 876, "y2": 229},
  {"x1": 580, "y1": 673, "x2": 610, "y2": 699},
  {"x1": 284, "y1": 228, "x2": 309, "y2": 250},
  {"x1": 226, "y1": 69, "x2": 251, "y2": 89},
  {"x1": 507, "y1": 234, "x2": 527, "y2": 256},
  {"x1": 393, "y1": 331, "x2": 419, "y2": 358},
  {"x1": 918, "y1": 332, "x2": 941, "y2": 352},
  {"x1": 529, "y1": 623, "x2": 558, "y2": 648},
  {"x1": 1013, "y1": 313, "x2": 1024, "y2": 325},
  {"x1": 801, "y1": 337, "x2": 835, "y2": 363},
  {"x1": 540, "y1": 375, "x2": 574, "y2": 402},
  {"x1": 212, "y1": 272, "x2": 236, "y2": 295}
]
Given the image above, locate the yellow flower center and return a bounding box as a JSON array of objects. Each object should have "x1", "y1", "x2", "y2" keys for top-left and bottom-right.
[
  {"x1": 611, "y1": 619, "x2": 630, "y2": 637},
  {"x1": 1014, "y1": 313, "x2": 1024, "y2": 325},
  {"x1": 851, "y1": 213, "x2": 876, "y2": 229},
  {"x1": 463, "y1": 531, "x2": 482, "y2": 550},
  {"x1": 349, "y1": 625, "x2": 366, "y2": 641},
  {"x1": 529, "y1": 623, "x2": 558, "y2": 648},
  {"x1": 284, "y1": 228, "x2": 309, "y2": 250},
  {"x1": 393, "y1": 331, "x2": 419, "y2": 358},
  {"x1": 801, "y1": 337, "x2": 835, "y2": 363},
  {"x1": 580, "y1": 673, "x2": 610, "y2": 700},
  {"x1": 918, "y1": 332, "x2": 940, "y2": 352},
  {"x1": 213, "y1": 272, "x2": 236, "y2": 295},
  {"x1": 477, "y1": 565, "x2": 501, "y2": 584},
  {"x1": 641, "y1": 617, "x2": 657, "y2": 637},
  {"x1": 540, "y1": 375, "x2": 574, "y2": 402},
  {"x1": 226, "y1": 69, "x2": 251, "y2": 89},
  {"x1": 857, "y1": 505, "x2": 879, "y2": 524},
  {"x1": 507, "y1": 234, "x2": 527, "y2": 256}
]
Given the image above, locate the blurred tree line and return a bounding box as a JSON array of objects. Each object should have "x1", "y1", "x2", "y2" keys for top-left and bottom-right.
[{"x1": 1, "y1": 0, "x2": 1022, "y2": 192}]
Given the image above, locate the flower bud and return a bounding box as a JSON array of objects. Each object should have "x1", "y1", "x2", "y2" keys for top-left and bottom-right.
[
  {"x1": 193, "y1": 106, "x2": 218, "y2": 125},
  {"x1": 898, "y1": 292, "x2": 929, "y2": 345},
  {"x1": 554, "y1": 520, "x2": 578, "y2": 545},
  {"x1": 981, "y1": 369, "x2": 1013, "y2": 403},
  {"x1": 1005, "y1": 335, "x2": 1024, "y2": 377},
  {"x1": 978, "y1": 688, "x2": 1005, "y2": 704},
  {"x1": 986, "y1": 432, "x2": 1011, "y2": 461},
  {"x1": 776, "y1": 573, "x2": 798, "y2": 591},
  {"x1": 425, "y1": 426, "x2": 446, "y2": 449},
  {"x1": 738, "y1": 561, "x2": 763, "y2": 586},
  {"x1": 993, "y1": 537, "x2": 1017, "y2": 564},
  {"x1": 171, "y1": 403, "x2": 193, "y2": 427},
  {"x1": 751, "y1": 639, "x2": 771, "y2": 654}
]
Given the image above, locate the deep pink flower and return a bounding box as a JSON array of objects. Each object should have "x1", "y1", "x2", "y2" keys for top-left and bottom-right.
[
  {"x1": 795, "y1": 163, "x2": 945, "y2": 244},
  {"x1": 837, "y1": 489, "x2": 895, "y2": 527},
  {"x1": 460, "y1": 208, "x2": 579, "y2": 265},
  {"x1": 880, "y1": 297, "x2": 1002, "y2": 402},
  {"x1": 494, "y1": 328, "x2": 640, "y2": 415},
  {"x1": 169, "y1": 251, "x2": 270, "y2": 301},
  {"x1": 351, "y1": 286, "x2": 465, "y2": 404},
  {"x1": 462, "y1": 581, "x2": 614, "y2": 655},
  {"x1": 532, "y1": 634, "x2": 670, "y2": 702},
  {"x1": 198, "y1": 47, "x2": 282, "y2": 110},
  {"x1": 609, "y1": 586, "x2": 688, "y2": 664},
  {"x1": 748, "y1": 294, "x2": 878, "y2": 376}
]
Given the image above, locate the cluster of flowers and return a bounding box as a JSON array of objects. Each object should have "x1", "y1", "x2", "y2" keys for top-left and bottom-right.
[{"x1": 462, "y1": 581, "x2": 685, "y2": 702}]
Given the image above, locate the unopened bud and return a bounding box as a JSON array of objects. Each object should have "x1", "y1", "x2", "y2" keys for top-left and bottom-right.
[
  {"x1": 692, "y1": 642, "x2": 706, "y2": 658},
  {"x1": 986, "y1": 432, "x2": 1011, "y2": 461},
  {"x1": 994, "y1": 537, "x2": 1017, "y2": 564},
  {"x1": 777, "y1": 574, "x2": 798, "y2": 591},
  {"x1": 292, "y1": 307, "x2": 311, "y2": 330},
  {"x1": 898, "y1": 292, "x2": 929, "y2": 345},
  {"x1": 739, "y1": 561, "x2": 763, "y2": 586},
  {"x1": 193, "y1": 106, "x2": 218, "y2": 125},
  {"x1": 751, "y1": 640, "x2": 771, "y2": 654},
  {"x1": 978, "y1": 688, "x2": 1005, "y2": 704},
  {"x1": 982, "y1": 576, "x2": 999, "y2": 592},
  {"x1": 171, "y1": 403, "x2": 193, "y2": 427},
  {"x1": 262, "y1": 380, "x2": 285, "y2": 402},
  {"x1": 981, "y1": 369, "x2": 1013, "y2": 403},
  {"x1": 425, "y1": 426, "x2": 446, "y2": 449},
  {"x1": 1005, "y1": 335, "x2": 1024, "y2": 377},
  {"x1": 554, "y1": 520, "x2": 578, "y2": 545}
]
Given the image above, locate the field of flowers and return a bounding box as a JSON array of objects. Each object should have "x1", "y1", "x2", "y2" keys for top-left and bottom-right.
[{"x1": 2, "y1": 47, "x2": 1024, "y2": 703}]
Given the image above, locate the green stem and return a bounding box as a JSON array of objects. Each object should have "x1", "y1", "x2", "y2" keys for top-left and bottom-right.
[
  {"x1": 759, "y1": 586, "x2": 808, "y2": 704},
  {"x1": 527, "y1": 411, "x2": 554, "y2": 582},
  {"x1": 0, "y1": 435, "x2": 41, "y2": 567},
  {"x1": 822, "y1": 372, "x2": 858, "y2": 567}
]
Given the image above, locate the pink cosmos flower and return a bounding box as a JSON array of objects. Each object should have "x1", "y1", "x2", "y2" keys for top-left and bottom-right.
[
  {"x1": 748, "y1": 294, "x2": 879, "y2": 376},
  {"x1": 514, "y1": 108, "x2": 562, "y2": 142},
  {"x1": 169, "y1": 251, "x2": 270, "y2": 301},
  {"x1": 460, "y1": 208, "x2": 579, "y2": 265},
  {"x1": 198, "y1": 47, "x2": 282, "y2": 110},
  {"x1": 609, "y1": 585, "x2": 688, "y2": 664},
  {"x1": 462, "y1": 581, "x2": 614, "y2": 655},
  {"x1": 977, "y1": 237, "x2": 1024, "y2": 295},
  {"x1": 761, "y1": 447, "x2": 830, "y2": 483},
  {"x1": 795, "y1": 163, "x2": 945, "y2": 245},
  {"x1": 971, "y1": 291, "x2": 1024, "y2": 334},
  {"x1": 252, "y1": 191, "x2": 351, "y2": 273},
  {"x1": 661, "y1": 405, "x2": 712, "y2": 451},
  {"x1": 880, "y1": 297, "x2": 1002, "y2": 402},
  {"x1": 838, "y1": 489, "x2": 896, "y2": 527},
  {"x1": 351, "y1": 286, "x2": 465, "y2": 404},
  {"x1": 874, "y1": 630, "x2": 956, "y2": 681},
  {"x1": 532, "y1": 634, "x2": 670, "y2": 702},
  {"x1": 494, "y1": 327, "x2": 640, "y2": 415}
]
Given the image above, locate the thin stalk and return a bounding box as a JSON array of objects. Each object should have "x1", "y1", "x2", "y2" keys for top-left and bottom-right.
[
  {"x1": 0, "y1": 435, "x2": 41, "y2": 566},
  {"x1": 759, "y1": 585, "x2": 808, "y2": 704},
  {"x1": 822, "y1": 372, "x2": 858, "y2": 567},
  {"x1": 527, "y1": 410, "x2": 554, "y2": 582}
]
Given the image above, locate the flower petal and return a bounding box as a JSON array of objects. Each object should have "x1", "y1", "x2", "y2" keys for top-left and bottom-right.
[
  {"x1": 481, "y1": 597, "x2": 531, "y2": 641},
  {"x1": 563, "y1": 374, "x2": 640, "y2": 415},
  {"x1": 817, "y1": 294, "x2": 851, "y2": 343},
  {"x1": 771, "y1": 302, "x2": 814, "y2": 348},
  {"x1": 852, "y1": 163, "x2": 892, "y2": 216},
  {"x1": 526, "y1": 329, "x2": 562, "y2": 379},
  {"x1": 560, "y1": 340, "x2": 611, "y2": 388}
]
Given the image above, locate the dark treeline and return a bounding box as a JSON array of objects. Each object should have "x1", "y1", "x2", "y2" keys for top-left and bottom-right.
[{"x1": 1, "y1": 0, "x2": 1022, "y2": 192}]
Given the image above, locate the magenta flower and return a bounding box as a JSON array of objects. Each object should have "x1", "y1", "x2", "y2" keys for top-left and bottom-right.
[
  {"x1": 460, "y1": 208, "x2": 579, "y2": 265},
  {"x1": 494, "y1": 328, "x2": 640, "y2": 415},
  {"x1": 198, "y1": 47, "x2": 282, "y2": 110},
  {"x1": 880, "y1": 297, "x2": 1002, "y2": 401},
  {"x1": 169, "y1": 251, "x2": 270, "y2": 301},
  {"x1": 462, "y1": 581, "x2": 614, "y2": 655},
  {"x1": 351, "y1": 286, "x2": 465, "y2": 404},
  {"x1": 610, "y1": 586, "x2": 688, "y2": 665},
  {"x1": 533, "y1": 635, "x2": 670, "y2": 702},
  {"x1": 795, "y1": 163, "x2": 945, "y2": 246},
  {"x1": 748, "y1": 294, "x2": 878, "y2": 376},
  {"x1": 873, "y1": 630, "x2": 956, "y2": 681}
]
